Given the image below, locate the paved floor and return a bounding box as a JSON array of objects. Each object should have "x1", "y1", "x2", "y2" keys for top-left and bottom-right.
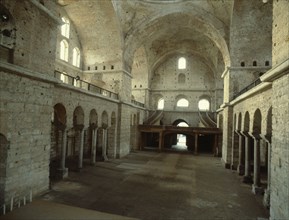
[{"x1": 1, "y1": 151, "x2": 269, "y2": 220}]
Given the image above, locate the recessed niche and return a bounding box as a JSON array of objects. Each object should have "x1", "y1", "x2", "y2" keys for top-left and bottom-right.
[
  {"x1": 241, "y1": 62, "x2": 245, "y2": 67},
  {"x1": 253, "y1": 61, "x2": 257, "y2": 66},
  {"x1": 111, "y1": 65, "x2": 114, "y2": 70},
  {"x1": 95, "y1": 66, "x2": 97, "y2": 70},
  {"x1": 88, "y1": 66, "x2": 90, "y2": 70},
  {"x1": 103, "y1": 66, "x2": 106, "y2": 70}
]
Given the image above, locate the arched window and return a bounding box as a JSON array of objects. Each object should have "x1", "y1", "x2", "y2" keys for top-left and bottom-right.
[
  {"x1": 178, "y1": 73, "x2": 185, "y2": 84},
  {"x1": 198, "y1": 99, "x2": 210, "y2": 111},
  {"x1": 178, "y1": 57, "x2": 186, "y2": 69},
  {"x1": 157, "y1": 98, "x2": 164, "y2": 110},
  {"x1": 61, "y1": 17, "x2": 70, "y2": 38},
  {"x1": 177, "y1": 98, "x2": 189, "y2": 107},
  {"x1": 60, "y1": 40, "x2": 68, "y2": 62},
  {"x1": 72, "y1": 47, "x2": 80, "y2": 67}
]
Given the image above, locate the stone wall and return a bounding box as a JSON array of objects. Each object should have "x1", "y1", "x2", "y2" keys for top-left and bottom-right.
[
  {"x1": 270, "y1": 74, "x2": 289, "y2": 219},
  {"x1": 0, "y1": 70, "x2": 53, "y2": 203}
]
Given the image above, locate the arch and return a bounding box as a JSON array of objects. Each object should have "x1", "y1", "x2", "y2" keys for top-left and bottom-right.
[
  {"x1": 89, "y1": 109, "x2": 98, "y2": 126},
  {"x1": 72, "y1": 47, "x2": 80, "y2": 67},
  {"x1": 178, "y1": 57, "x2": 186, "y2": 69},
  {"x1": 53, "y1": 103, "x2": 67, "y2": 125},
  {"x1": 172, "y1": 119, "x2": 189, "y2": 126},
  {"x1": 60, "y1": 40, "x2": 69, "y2": 62},
  {"x1": 243, "y1": 111, "x2": 250, "y2": 132},
  {"x1": 73, "y1": 106, "x2": 84, "y2": 126},
  {"x1": 253, "y1": 109, "x2": 262, "y2": 134},
  {"x1": 177, "y1": 98, "x2": 189, "y2": 107},
  {"x1": 266, "y1": 107, "x2": 272, "y2": 136},
  {"x1": 157, "y1": 98, "x2": 164, "y2": 110},
  {"x1": 61, "y1": 16, "x2": 70, "y2": 38},
  {"x1": 124, "y1": 8, "x2": 230, "y2": 72},
  {"x1": 101, "y1": 111, "x2": 109, "y2": 128},
  {"x1": 0, "y1": 133, "x2": 8, "y2": 204}
]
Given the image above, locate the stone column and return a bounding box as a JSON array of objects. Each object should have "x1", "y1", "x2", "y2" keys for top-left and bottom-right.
[
  {"x1": 194, "y1": 133, "x2": 198, "y2": 155},
  {"x1": 58, "y1": 127, "x2": 68, "y2": 178},
  {"x1": 250, "y1": 133, "x2": 263, "y2": 195},
  {"x1": 91, "y1": 127, "x2": 98, "y2": 165},
  {"x1": 78, "y1": 125, "x2": 85, "y2": 169},
  {"x1": 261, "y1": 135, "x2": 271, "y2": 207},
  {"x1": 102, "y1": 128, "x2": 108, "y2": 161},
  {"x1": 236, "y1": 131, "x2": 245, "y2": 175},
  {"x1": 60, "y1": 128, "x2": 67, "y2": 170},
  {"x1": 242, "y1": 131, "x2": 252, "y2": 183}
]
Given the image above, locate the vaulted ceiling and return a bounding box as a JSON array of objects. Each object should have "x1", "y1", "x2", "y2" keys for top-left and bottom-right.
[{"x1": 58, "y1": 0, "x2": 233, "y2": 75}]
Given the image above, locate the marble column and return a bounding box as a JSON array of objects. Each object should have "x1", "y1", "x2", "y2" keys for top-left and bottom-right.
[
  {"x1": 102, "y1": 128, "x2": 108, "y2": 161},
  {"x1": 91, "y1": 127, "x2": 98, "y2": 165},
  {"x1": 242, "y1": 131, "x2": 252, "y2": 183},
  {"x1": 250, "y1": 133, "x2": 263, "y2": 195},
  {"x1": 236, "y1": 131, "x2": 245, "y2": 175},
  {"x1": 78, "y1": 126, "x2": 84, "y2": 169},
  {"x1": 58, "y1": 127, "x2": 68, "y2": 178},
  {"x1": 261, "y1": 135, "x2": 271, "y2": 207}
]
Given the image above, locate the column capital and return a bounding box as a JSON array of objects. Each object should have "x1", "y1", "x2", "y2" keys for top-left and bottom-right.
[
  {"x1": 260, "y1": 134, "x2": 271, "y2": 143},
  {"x1": 240, "y1": 131, "x2": 250, "y2": 137},
  {"x1": 74, "y1": 124, "x2": 84, "y2": 131},
  {"x1": 90, "y1": 123, "x2": 98, "y2": 129}
]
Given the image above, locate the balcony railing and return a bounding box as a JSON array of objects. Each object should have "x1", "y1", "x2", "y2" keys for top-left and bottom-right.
[
  {"x1": 232, "y1": 78, "x2": 261, "y2": 100},
  {"x1": 132, "y1": 99, "x2": 145, "y2": 108},
  {"x1": 54, "y1": 70, "x2": 119, "y2": 100}
]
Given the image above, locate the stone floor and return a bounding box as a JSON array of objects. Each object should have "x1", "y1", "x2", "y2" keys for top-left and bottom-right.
[{"x1": 1, "y1": 151, "x2": 269, "y2": 220}]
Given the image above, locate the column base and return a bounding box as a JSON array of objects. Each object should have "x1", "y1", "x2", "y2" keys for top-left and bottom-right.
[
  {"x1": 237, "y1": 165, "x2": 245, "y2": 175},
  {"x1": 263, "y1": 189, "x2": 270, "y2": 208},
  {"x1": 56, "y1": 168, "x2": 68, "y2": 179},
  {"x1": 242, "y1": 175, "x2": 253, "y2": 184},
  {"x1": 252, "y1": 184, "x2": 264, "y2": 195},
  {"x1": 230, "y1": 164, "x2": 237, "y2": 170}
]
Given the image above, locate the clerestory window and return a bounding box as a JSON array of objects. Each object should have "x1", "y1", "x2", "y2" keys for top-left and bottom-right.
[
  {"x1": 61, "y1": 17, "x2": 70, "y2": 38},
  {"x1": 177, "y1": 98, "x2": 189, "y2": 107},
  {"x1": 198, "y1": 99, "x2": 210, "y2": 111},
  {"x1": 72, "y1": 47, "x2": 80, "y2": 67},
  {"x1": 178, "y1": 57, "x2": 186, "y2": 69},
  {"x1": 60, "y1": 40, "x2": 69, "y2": 62},
  {"x1": 157, "y1": 98, "x2": 164, "y2": 110}
]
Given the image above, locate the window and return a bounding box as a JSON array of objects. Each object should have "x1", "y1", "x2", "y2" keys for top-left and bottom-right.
[
  {"x1": 177, "y1": 98, "x2": 189, "y2": 107},
  {"x1": 72, "y1": 47, "x2": 80, "y2": 67},
  {"x1": 198, "y1": 99, "x2": 210, "y2": 111},
  {"x1": 61, "y1": 17, "x2": 70, "y2": 38},
  {"x1": 60, "y1": 40, "x2": 68, "y2": 61},
  {"x1": 178, "y1": 73, "x2": 185, "y2": 83},
  {"x1": 178, "y1": 57, "x2": 186, "y2": 69},
  {"x1": 157, "y1": 98, "x2": 164, "y2": 110}
]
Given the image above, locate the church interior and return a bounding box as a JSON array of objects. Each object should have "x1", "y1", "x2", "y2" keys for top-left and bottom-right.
[{"x1": 0, "y1": 0, "x2": 288, "y2": 219}]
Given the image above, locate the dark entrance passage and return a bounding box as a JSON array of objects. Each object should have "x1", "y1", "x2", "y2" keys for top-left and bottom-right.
[{"x1": 198, "y1": 134, "x2": 214, "y2": 154}]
